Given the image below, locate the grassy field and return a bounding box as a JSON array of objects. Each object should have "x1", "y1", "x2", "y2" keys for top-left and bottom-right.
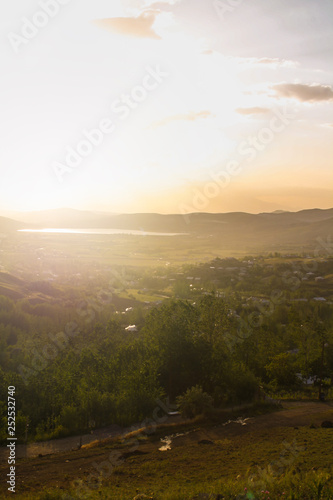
[
  {"x1": 1, "y1": 220, "x2": 332, "y2": 499},
  {"x1": 1, "y1": 402, "x2": 332, "y2": 499},
  {"x1": 2, "y1": 231, "x2": 326, "y2": 274}
]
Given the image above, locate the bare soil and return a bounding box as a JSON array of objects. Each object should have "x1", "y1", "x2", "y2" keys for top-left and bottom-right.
[{"x1": 1, "y1": 401, "x2": 332, "y2": 498}]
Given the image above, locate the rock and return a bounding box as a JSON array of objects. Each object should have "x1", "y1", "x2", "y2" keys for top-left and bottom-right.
[
  {"x1": 198, "y1": 439, "x2": 214, "y2": 445},
  {"x1": 321, "y1": 420, "x2": 333, "y2": 428}
]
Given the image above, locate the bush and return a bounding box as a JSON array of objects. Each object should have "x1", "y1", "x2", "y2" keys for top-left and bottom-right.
[
  {"x1": 229, "y1": 366, "x2": 258, "y2": 404},
  {"x1": 176, "y1": 385, "x2": 213, "y2": 418},
  {"x1": 58, "y1": 405, "x2": 83, "y2": 433},
  {"x1": 265, "y1": 352, "x2": 300, "y2": 390},
  {"x1": 50, "y1": 425, "x2": 70, "y2": 439}
]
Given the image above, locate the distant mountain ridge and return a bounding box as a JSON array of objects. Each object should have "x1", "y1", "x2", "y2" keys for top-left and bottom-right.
[
  {"x1": 2, "y1": 207, "x2": 333, "y2": 229},
  {"x1": 0, "y1": 216, "x2": 30, "y2": 232},
  {"x1": 0, "y1": 208, "x2": 332, "y2": 250}
]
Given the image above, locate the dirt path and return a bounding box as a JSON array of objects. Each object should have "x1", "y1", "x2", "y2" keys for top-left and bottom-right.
[
  {"x1": 0, "y1": 424, "x2": 126, "y2": 461},
  {"x1": 226, "y1": 401, "x2": 333, "y2": 433},
  {"x1": 0, "y1": 401, "x2": 332, "y2": 497},
  {"x1": 0, "y1": 403, "x2": 251, "y2": 461}
]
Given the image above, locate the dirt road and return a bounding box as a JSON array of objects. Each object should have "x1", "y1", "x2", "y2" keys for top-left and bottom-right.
[{"x1": 0, "y1": 401, "x2": 332, "y2": 498}]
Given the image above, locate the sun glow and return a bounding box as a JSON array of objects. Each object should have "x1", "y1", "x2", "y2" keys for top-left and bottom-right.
[{"x1": 1, "y1": 1, "x2": 332, "y2": 214}]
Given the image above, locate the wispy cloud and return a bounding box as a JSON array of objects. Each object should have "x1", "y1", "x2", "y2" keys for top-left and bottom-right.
[
  {"x1": 254, "y1": 57, "x2": 298, "y2": 68},
  {"x1": 151, "y1": 110, "x2": 213, "y2": 128},
  {"x1": 237, "y1": 57, "x2": 298, "y2": 69},
  {"x1": 319, "y1": 123, "x2": 333, "y2": 129},
  {"x1": 142, "y1": 0, "x2": 179, "y2": 6},
  {"x1": 94, "y1": 11, "x2": 161, "y2": 39},
  {"x1": 236, "y1": 107, "x2": 269, "y2": 116},
  {"x1": 199, "y1": 54, "x2": 297, "y2": 68},
  {"x1": 272, "y1": 83, "x2": 333, "y2": 102}
]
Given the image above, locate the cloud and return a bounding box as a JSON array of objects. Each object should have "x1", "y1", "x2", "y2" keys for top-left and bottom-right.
[
  {"x1": 236, "y1": 57, "x2": 298, "y2": 69},
  {"x1": 254, "y1": 57, "x2": 297, "y2": 68},
  {"x1": 151, "y1": 110, "x2": 213, "y2": 128},
  {"x1": 125, "y1": 0, "x2": 179, "y2": 15},
  {"x1": 272, "y1": 83, "x2": 333, "y2": 102},
  {"x1": 142, "y1": 0, "x2": 179, "y2": 6},
  {"x1": 94, "y1": 11, "x2": 161, "y2": 39},
  {"x1": 320, "y1": 123, "x2": 333, "y2": 129},
  {"x1": 236, "y1": 107, "x2": 269, "y2": 116}
]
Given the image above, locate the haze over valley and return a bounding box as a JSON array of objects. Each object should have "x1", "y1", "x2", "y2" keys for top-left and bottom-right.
[{"x1": 1, "y1": 0, "x2": 333, "y2": 498}]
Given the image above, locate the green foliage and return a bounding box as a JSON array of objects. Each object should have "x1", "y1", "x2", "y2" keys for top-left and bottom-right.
[
  {"x1": 176, "y1": 385, "x2": 213, "y2": 418},
  {"x1": 0, "y1": 254, "x2": 332, "y2": 443},
  {"x1": 265, "y1": 352, "x2": 301, "y2": 389},
  {"x1": 57, "y1": 405, "x2": 82, "y2": 433},
  {"x1": 228, "y1": 364, "x2": 258, "y2": 403},
  {"x1": 142, "y1": 299, "x2": 202, "y2": 398},
  {"x1": 17, "y1": 469, "x2": 333, "y2": 499}
]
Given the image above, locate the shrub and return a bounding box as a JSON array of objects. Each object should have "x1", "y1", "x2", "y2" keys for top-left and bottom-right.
[
  {"x1": 58, "y1": 405, "x2": 83, "y2": 433},
  {"x1": 176, "y1": 385, "x2": 213, "y2": 418},
  {"x1": 229, "y1": 366, "x2": 258, "y2": 404}
]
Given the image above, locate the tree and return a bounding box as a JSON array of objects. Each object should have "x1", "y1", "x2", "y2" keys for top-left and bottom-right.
[
  {"x1": 265, "y1": 352, "x2": 299, "y2": 389},
  {"x1": 142, "y1": 300, "x2": 201, "y2": 398}
]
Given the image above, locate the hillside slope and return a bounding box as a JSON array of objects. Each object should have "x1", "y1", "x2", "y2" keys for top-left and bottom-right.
[{"x1": 1, "y1": 401, "x2": 332, "y2": 499}]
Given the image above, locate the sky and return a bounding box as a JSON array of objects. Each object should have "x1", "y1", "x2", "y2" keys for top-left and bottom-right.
[{"x1": 0, "y1": 0, "x2": 332, "y2": 215}]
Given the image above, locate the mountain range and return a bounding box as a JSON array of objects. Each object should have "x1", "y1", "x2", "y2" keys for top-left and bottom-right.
[{"x1": 0, "y1": 208, "x2": 332, "y2": 250}]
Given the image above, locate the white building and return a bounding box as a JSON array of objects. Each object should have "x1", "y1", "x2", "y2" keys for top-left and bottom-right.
[{"x1": 125, "y1": 325, "x2": 138, "y2": 332}]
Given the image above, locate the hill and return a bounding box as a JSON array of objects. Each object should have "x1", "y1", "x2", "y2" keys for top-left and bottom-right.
[
  {"x1": 1, "y1": 401, "x2": 332, "y2": 499},
  {"x1": 0, "y1": 216, "x2": 29, "y2": 232},
  {"x1": 2, "y1": 207, "x2": 333, "y2": 231},
  {"x1": 1, "y1": 208, "x2": 332, "y2": 256},
  {"x1": 5, "y1": 208, "x2": 114, "y2": 228},
  {"x1": 0, "y1": 272, "x2": 28, "y2": 299}
]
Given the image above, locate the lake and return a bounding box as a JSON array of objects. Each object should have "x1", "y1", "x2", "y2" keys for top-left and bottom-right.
[{"x1": 18, "y1": 228, "x2": 187, "y2": 236}]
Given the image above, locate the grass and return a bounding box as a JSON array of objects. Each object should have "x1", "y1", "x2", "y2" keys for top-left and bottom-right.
[
  {"x1": 268, "y1": 389, "x2": 333, "y2": 401},
  {"x1": 116, "y1": 288, "x2": 162, "y2": 303},
  {"x1": 4, "y1": 402, "x2": 333, "y2": 500},
  {"x1": 11, "y1": 469, "x2": 333, "y2": 499}
]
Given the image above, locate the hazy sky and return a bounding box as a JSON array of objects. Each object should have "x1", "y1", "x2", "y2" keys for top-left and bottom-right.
[{"x1": 1, "y1": 0, "x2": 332, "y2": 214}]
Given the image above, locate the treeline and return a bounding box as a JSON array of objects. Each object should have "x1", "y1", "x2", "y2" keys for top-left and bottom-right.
[
  {"x1": 0, "y1": 294, "x2": 332, "y2": 443},
  {"x1": 170, "y1": 257, "x2": 333, "y2": 299}
]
